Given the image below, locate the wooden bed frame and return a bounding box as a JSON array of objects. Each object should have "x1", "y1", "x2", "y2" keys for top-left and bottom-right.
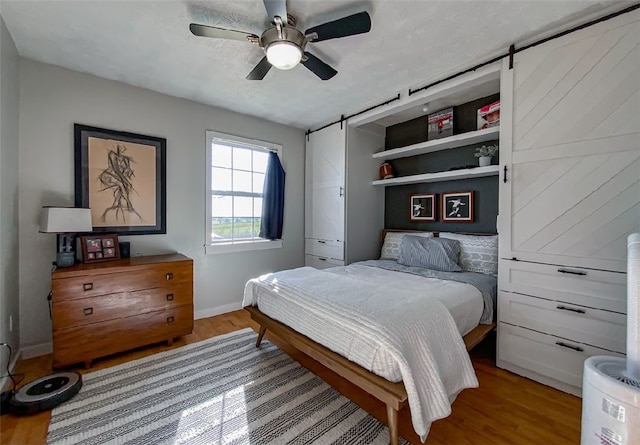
[{"x1": 245, "y1": 305, "x2": 495, "y2": 445}]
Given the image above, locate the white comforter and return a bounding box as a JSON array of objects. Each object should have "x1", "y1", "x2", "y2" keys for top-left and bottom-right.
[{"x1": 243, "y1": 266, "x2": 479, "y2": 441}]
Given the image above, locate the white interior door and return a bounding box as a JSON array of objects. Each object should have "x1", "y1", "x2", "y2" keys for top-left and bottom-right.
[{"x1": 305, "y1": 125, "x2": 346, "y2": 241}]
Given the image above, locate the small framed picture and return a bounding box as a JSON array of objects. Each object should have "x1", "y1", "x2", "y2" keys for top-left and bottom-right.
[
  {"x1": 86, "y1": 239, "x2": 102, "y2": 253},
  {"x1": 80, "y1": 234, "x2": 121, "y2": 263},
  {"x1": 410, "y1": 194, "x2": 436, "y2": 222},
  {"x1": 442, "y1": 191, "x2": 474, "y2": 222}
]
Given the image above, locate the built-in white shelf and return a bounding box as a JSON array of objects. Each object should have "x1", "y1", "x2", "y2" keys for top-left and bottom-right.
[
  {"x1": 372, "y1": 126, "x2": 499, "y2": 161},
  {"x1": 372, "y1": 165, "x2": 500, "y2": 186}
]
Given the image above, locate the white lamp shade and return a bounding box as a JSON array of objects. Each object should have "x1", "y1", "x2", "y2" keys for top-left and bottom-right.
[
  {"x1": 266, "y1": 41, "x2": 302, "y2": 70},
  {"x1": 40, "y1": 207, "x2": 93, "y2": 233}
]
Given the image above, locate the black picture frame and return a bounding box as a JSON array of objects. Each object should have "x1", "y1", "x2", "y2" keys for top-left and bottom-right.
[
  {"x1": 74, "y1": 124, "x2": 166, "y2": 235},
  {"x1": 441, "y1": 191, "x2": 474, "y2": 222}
]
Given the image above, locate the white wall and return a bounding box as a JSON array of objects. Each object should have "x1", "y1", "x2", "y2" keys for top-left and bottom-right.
[
  {"x1": 0, "y1": 14, "x2": 21, "y2": 376},
  {"x1": 18, "y1": 59, "x2": 305, "y2": 355}
]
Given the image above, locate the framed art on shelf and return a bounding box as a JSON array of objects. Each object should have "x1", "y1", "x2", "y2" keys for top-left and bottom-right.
[
  {"x1": 74, "y1": 124, "x2": 166, "y2": 235},
  {"x1": 441, "y1": 191, "x2": 474, "y2": 222},
  {"x1": 410, "y1": 193, "x2": 436, "y2": 222},
  {"x1": 477, "y1": 100, "x2": 500, "y2": 130},
  {"x1": 80, "y1": 234, "x2": 121, "y2": 263},
  {"x1": 427, "y1": 107, "x2": 453, "y2": 140}
]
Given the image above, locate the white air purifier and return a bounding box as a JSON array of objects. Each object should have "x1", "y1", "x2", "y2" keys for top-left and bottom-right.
[{"x1": 581, "y1": 233, "x2": 640, "y2": 445}]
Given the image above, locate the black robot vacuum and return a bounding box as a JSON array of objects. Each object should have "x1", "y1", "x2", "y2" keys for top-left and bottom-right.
[{"x1": 2, "y1": 372, "x2": 82, "y2": 415}]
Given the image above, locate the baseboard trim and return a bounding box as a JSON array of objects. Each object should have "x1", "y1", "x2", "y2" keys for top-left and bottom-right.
[
  {"x1": 194, "y1": 302, "x2": 243, "y2": 320},
  {"x1": 1, "y1": 347, "x2": 22, "y2": 392},
  {"x1": 21, "y1": 342, "x2": 53, "y2": 360}
]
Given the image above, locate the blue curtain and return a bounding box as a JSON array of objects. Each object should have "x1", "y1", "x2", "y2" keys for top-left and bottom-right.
[{"x1": 259, "y1": 152, "x2": 285, "y2": 240}]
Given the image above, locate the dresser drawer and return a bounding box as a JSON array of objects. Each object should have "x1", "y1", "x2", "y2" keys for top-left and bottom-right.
[
  {"x1": 305, "y1": 254, "x2": 344, "y2": 269},
  {"x1": 498, "y1": 259, "x2": 626, "y2": 313},
  {"x1": 498, "y1": 322, "x2": 624, "y2": 389},
  {"x1": 52, "y1": 282, "x2": 193, "y2": 330},
  {"x1": 499, "y1": 291, "x2": 626, "y2": 353},
  {"x1": 53, "y1": 305, "x2": 193, "y2": 367},
  {"x1": 305, "y1": 238, "x2": 344, "y2": 260},
  {"x1": 52, "y1": 265, "x2": 193, "y2": 301}
]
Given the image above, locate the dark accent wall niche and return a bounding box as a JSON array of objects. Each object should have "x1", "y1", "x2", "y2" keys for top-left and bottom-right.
[
  {"x1": 385, "y1": 177, "x2": 498, "y2": 233},
  {"x1": 382, "y1": 93, "x2": 500, "y2": 234}
]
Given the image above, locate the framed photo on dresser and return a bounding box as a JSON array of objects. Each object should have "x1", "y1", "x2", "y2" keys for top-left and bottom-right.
[{"x1": 80, "y1": 234, "x2": 121, "y2": 263}]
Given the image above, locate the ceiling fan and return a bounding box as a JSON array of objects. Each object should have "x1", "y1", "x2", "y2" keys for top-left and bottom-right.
[{"x1": 189, "y1": 0, "x2": 371, "y2": 80}]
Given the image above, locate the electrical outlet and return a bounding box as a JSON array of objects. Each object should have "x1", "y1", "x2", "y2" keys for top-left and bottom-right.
[{"x1": 9, "y1": 315, "x2": 12, "y2": 332}]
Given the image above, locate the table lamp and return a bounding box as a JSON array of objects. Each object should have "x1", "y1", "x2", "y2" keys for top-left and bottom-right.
[{"x1": 39, "y1": 207, "x2": 93, "y2": 267}]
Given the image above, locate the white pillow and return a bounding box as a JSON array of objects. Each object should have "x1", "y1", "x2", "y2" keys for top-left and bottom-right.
[
  {"x1": 380, "y1": 231, "x2": 434, "y2": 260},
  {"x1": 438, "y1": 232, "x2": 498, "y2": 275}
]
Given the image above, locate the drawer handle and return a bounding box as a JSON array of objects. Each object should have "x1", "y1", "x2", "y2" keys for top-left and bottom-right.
[
  {"x1": 167, "y1": 316, "x2": 174, "y2": 324},
  {"x1": 318, "y1": 257, "x2": 327, "y2": 261},
  {"x1": 83, "y1": 283, "x2": 93, "y2": 291},
  {"x1": 166, "y1": 294, "x2": 174, "y2": 301},
  {"x1": 83, "y1": 307, "x2": 93, "y2": 316},
  {"x1": 317, "y1": 240, "x2": 326, "y2": 244},
  {"x1": 556, "y1": 341, "x2": 584, "y2": 352},
  {"x1": 166, "y1": 273, "x2": 173, "y2": 280},
  {"x1": 556, "y1": 305, "x2": 586, "y2": 314},
  {"x1": 557, "y1": 268, "x2": 587, "y2": 276}
]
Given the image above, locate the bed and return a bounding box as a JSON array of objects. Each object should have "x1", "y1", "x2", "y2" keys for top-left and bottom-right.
[{"x1": 242, "y1": 230, "x2": 498, "y2": 444}]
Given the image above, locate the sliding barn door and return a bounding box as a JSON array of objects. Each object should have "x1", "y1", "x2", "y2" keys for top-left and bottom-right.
[{"x1": 500, "y1": 10, "x2": 640, "y2": 272}]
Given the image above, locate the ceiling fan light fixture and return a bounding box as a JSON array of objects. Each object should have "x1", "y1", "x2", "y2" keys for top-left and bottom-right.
[{"x1": 266, "y1": 41, "x2": 302, "y2": 70}]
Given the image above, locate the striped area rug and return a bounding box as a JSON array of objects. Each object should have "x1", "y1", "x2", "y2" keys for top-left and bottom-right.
[{"x1": 47, "y1": 328, "x2": 406, "y2": 445}]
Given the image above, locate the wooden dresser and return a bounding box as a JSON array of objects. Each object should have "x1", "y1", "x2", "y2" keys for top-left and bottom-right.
[{"x1": 51, "y1": 253, "x2": 194, "y2": 368}]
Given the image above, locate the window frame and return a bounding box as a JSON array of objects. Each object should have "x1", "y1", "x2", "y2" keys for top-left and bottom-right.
[{"x1": 205, "y1": 130, "x2": 283, "y2": 255}]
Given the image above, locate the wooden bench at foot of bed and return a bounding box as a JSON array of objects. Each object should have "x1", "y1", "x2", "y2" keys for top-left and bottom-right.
[{"x1": 245, "y1": 306, "x2": 495, "y2": 445}]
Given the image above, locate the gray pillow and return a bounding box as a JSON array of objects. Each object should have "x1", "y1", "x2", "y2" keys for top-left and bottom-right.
[
  {"x1": 380, "y1": 231, "x2": 434, "y2": 260},
  {"x1": 438, "y1": 233, "x2": 498, "y2": 275},
  {"x1": 397, "y1": 236, "x2": 462, "y2": 272}
]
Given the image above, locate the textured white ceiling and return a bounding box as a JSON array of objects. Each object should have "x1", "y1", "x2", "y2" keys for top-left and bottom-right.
[{"x1": 0, "y1": 0, "x2": 628, "y2": 129}]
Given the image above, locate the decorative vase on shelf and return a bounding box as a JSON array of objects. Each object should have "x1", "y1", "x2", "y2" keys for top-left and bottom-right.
[{"x1": 479, "y1": 156, "x2": 492, "y2": 167}]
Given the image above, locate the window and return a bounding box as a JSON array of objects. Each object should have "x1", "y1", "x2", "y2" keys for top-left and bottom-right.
[{"x1": 205, "y1": 131, "x2": 282, "y2": 254}]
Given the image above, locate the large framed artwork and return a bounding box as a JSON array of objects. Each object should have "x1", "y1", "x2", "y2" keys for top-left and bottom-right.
[
  {"x1": 74, "y1": 124, "x2": 166, "y2": 235},
  {"x1": 410, "y1": 193, "x2": 436, "y2": 221},
  {"x1": 441, "y1": 191, "x2": 474, "y2": 222}
]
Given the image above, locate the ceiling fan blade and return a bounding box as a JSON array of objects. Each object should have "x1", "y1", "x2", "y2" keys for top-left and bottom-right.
[
  {"x1": 190, "y1": 23, "x2": 258, "y2": 42},
  {"x1": 246, "y1": 57, "x2": 273, "y2": 80},
  {"x1": 302, "y1": 52, "x2": 337, "y2": 80},
  {"x1": 263, "y1": 0, "x2": 288, "y2": 26},
  {"x1": 305, "y1": 11, "x2": 371, "y2": 42}
]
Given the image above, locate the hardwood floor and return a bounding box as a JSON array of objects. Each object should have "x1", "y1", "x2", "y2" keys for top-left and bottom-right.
[{"x1": 1, "y1": 310, "x2": 582, "y2": 444}]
